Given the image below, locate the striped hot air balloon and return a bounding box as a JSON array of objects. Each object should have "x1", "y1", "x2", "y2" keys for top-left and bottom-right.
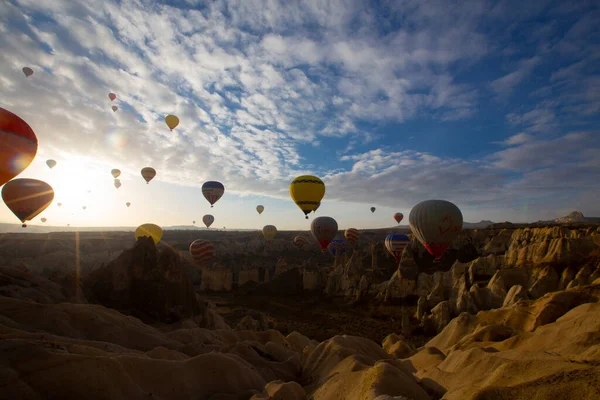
[
  {"x1": 189, "y1": 239, "x2": 215, "y2": 266},
  {"x1": 262, "y1": 225, "x2": 277, "y2": 241},
  {"x1": 141, "y1": 167, "x2": 156, "y2": 184},
  {"x1": 344, "y1": 228, "x2": 359, "y2": 246},
  {"x1": 203, "y1": 214, "x2": 214, "y2": 228},
  {"x1": 293, "y1": 235, "x2": 308, "y2": 249},
  {"x1": 328, "y1": 238, "x2": 349, "y2": 256},
  {"x1": 2, "y1": 179, "x2": 54, "y2": 228},
  {"x1": 385, "y1": 233, "x2": 411, "y2": 262},
  {"x1": 202, "y1": 181, "x2": 224, "y2": 207}
]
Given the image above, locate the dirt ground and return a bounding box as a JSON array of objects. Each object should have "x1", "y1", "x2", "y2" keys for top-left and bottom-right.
[{"x1": 200, "y1": 291, "x2": 433, "y2": 347}]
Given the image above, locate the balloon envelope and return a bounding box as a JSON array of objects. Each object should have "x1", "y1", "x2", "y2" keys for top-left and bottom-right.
[
  {"x1": 135, "y1": 223, "x2": 163, "y2": 245},
  {"x1": 0, "y1": 108, "x2": 38, "y2": 186},
  {"x1": 293, "y1": 236, "x2": 308, "y2": 249},
  {"x1": 22, "y1": 67, "x2": 33, "y2": 77},
  {"x1": 202, "y1": 181, "x2": 224, "y2": 207},
  {"x1": 141, "y1": 167, "x2": 156, "y2": 184},
  {"x1": 409, "y1": 199, "x2": 463, "y2": 259},
  {"x1": 311, "y1": 216, "x2": 338, "y2": 251},
  {"x1": 394, "y1": 212, "x2": 404, "y2": 224},
  {"x1": 41, "y1": 217, "x2": 47, "y2": 223},
  {"x1": 114, "y1": 179, "x2": 121, "y2": 189},
  {"x1": 290, "y1": 175, "x2": 325, "y2": 219},
  {"x1": 371, "y1": 207, "x2": 376, "y2": 213},
  {"x1": 256, "y1": 205, "x2": 264, "y2": 215},
  {"x1": 344, "y1": 228, "x2": 359, "y2": 245},
  {"x1": 57, "y1": 202, "x2": 62, "y2": 207},
  {"x1": 46, "y1": 159, "x2": 57, "y2": 169},
  {"x1": 111, "y1": 169, "x2": 121, "y2": 178},
  {"x1": 126, "y1": 202, "x2": 131, "y2": 207},
  {"x1": 328, "y1": 238, "x2": 349, "y2": 256},
  {"x1": 203, "y1": 214, "x2": 214, "y2": 228},
  {"x1": 165, "y1": 115, "x2": 179, "y2": 130},
  {"x1": 2, "y1": 179, "x2": 54, "y2": 227},
  {"x1": 108, "y1": 93, "x2": 116, "y2": 101},
  {"x1": 112, "y1": 105, "x2": 118, "y2": 112},
  {"x1": 385, "y1": 233, "x2": 411, "y2": 262},
  {"x1": 262, "y1": 225, "x2": 277, "y2": 241},
  {"x1": 189, "y1": 239, "x2": 214, "y2": 266}
]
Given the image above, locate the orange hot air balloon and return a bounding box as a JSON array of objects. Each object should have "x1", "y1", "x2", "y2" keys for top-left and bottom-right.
[
  {"x1": 109, "y1": 93, "x2": 116, "y2": 101},
  {"x1": 344, "y1": 228, "x2": 359, "y2": 246},
  {"x1": 2, "y1": 179, "x2": 54, "y2": 227},
  {"x1": 189, "y1": 239, "x2": 215, "y2": 266},
  {"x1": 141, "y1": 167, "x2": 156, "y2": 184},
  {"x1": 165, "y1": 115, "x2": 179, "y2": 131},
  {"x1": 22, "y1": 67, "x2": 34, "y2": 77},
  {"x1": 0, "y1": 108, "x2": 38, "y2": 186}
]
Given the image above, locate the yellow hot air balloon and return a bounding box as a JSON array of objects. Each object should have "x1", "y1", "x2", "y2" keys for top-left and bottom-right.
[
  {"x1": 262, "y1": 225, "x2": 277, "y2": 241},
  {"x1": 135, "y1": 223, "x2": 163, "y2": 245},
  {"x1": 290, "y1": 175, "x2": 325, "y2": 219},
  {"x1": 165, "y1": 115, "x2": 179, "y2": 131}
]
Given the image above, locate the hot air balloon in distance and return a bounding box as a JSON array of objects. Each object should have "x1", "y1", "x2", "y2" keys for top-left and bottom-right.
[
  {"x1": 112, "y1": 106, "x2": 118, "y2": 112},
  {"x1": 192, "y1": 220, "x2": 196, "y2": 224},
  {"x1": 57, "y1": 202, "x2": 62, "y2": 207},
  {"x1": 202, "y1": 181, "x2": 224, "y2": 207},
  {"x1": 371, "y1": 207, "x2": 376, "y2": 213},
  {"x1": 82, "y1": 206, "x2": 86, "y2": 210},
  {"x1": 46, "y1": 159, "x2": 57, "y2": 169},
  {"x1": 328, "y1": 238, "x2": 349, "y2": 257},
  {"x1": 111, "y1": 169, "x2": 121, "y2": 178},
  {"x1": 385, "y1": 233, "x2": 411, "y2": 262},
  {"x1": 135, "y1": 223, "x2": 163, "y2": 245},
  {"x1": 290, "y1": 175, "x2": 325, "y2": 219},
  {"x1": 165, "y1": 114, "x2": 179, "y2": 131},
  {"x1": 114, "y1": 179, "x2": 121, "y2": 189},
  {"x1": 394, "y1": 212, "x2": 404, "y2": 224},
  {"x1": 41, "y1": 217, "x2": 47, "y2": 223},
  {"x1": 344, "y1": 228, "x2": 359, "y2": 246},
  {"x1": 2, "y1": 179, "x2": 54, "y2": 227},
  {"x1": 141, "y1": 167, "x2": 156, "y2": 184},
  {"x1": 126, "y1": 202, "x2": 131, "y2": 207},
  {"x1": 293, "y1": 236, "x2": 308, "y2": 249},
  {"x1": 22, "y1": 67, "x2": 33, "y2": 77},
  {"x1": 108, "y1": 93, "x2": 116, "y2": 101},
  {"x1": 409, "y1": 199, "x2": 463, "y2": 259},
  {"x1": 189, "y1": 239, "x2": 214, "y2": 266},
  {"x1": 256, "y1": 205, "x2": 264, "y2": 215},
  {"x1": 203, "y1": 214, "x2": 214, "y2": 228},
  {"x1": 262, "y1": 225, "x2": 277, "y2": 241},
  {"x1": 0, "y1": 108, "x2": 38, "y2": 186},
  {"x1": 311, "y1": 216, "x2": 338, "y2": 251}
]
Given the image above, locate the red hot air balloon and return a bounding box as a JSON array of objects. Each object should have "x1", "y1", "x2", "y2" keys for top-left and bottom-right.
[
  {"x1": 394, "y1": 212, "x2": 404, "y2": 224},
  {"x1": 0, "y1": 108, "x2": 38, "y2": 186},
  {"x1": 22, "y1": 67, "x2": 33, "y2": 77},
  {"x1": 109, "y1": 93, "x2": 116, "y2": 101},
  {"x1": 189, "y1": 239, "x2": 215, "y2": 266},
  {"x1": 2, "y1": 179, "x2": 54, "y2": 227},
  {"x1": 311, "y1": 216, "x2": 338, "y2": 251}
]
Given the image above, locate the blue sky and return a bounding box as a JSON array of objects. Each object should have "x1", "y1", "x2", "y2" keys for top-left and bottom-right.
[{"x1": 0, "y1": 0, "x2": 599, "y2": 230}]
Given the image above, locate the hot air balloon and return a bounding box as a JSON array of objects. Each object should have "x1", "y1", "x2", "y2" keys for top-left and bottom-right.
[
  {"x1": 108, "y1": 93, "x2": 116, "y2": 101},
  {"x1": 202, "y1": 181, "x2": 224, "y2": 207},
  {"x1": 22, "y1": 67, "x2": 33, "y2": 77},
  {"x1": 203, "y1": 214, "x2": 214, "y2": 228},
  {"x1": 262, "y1": 225, "x2": 277, "y2": 241},
  {"x1": 141, "y1": 167, "x2": 156, "y2": 184},
  {"x1": 135, "y1": 223, "x2": 163, "y2": 245},
  {"x1": 311, "y1": 216, "x2": 338, "y2": 251},
  {"x1": 293, "y1": 236, "x2": 308, "y2": 249},
  {"x1": 328, "y1": 238, "x2": 349, "y2": 256},
  {"x1": 409, "y1": 199, "x2": 463, "y2": 259},
  {"x1": 114, "y1": 179, "x2": 121, "y2": 189},
  {"x1": 82, "y1": 206, "x2": 86, "y2": 210},
  {"x1": 112, "y1": 106, "x2": 118, "y2": 112},
  {"x1": 41, "y1": 217, "x2": 47, "y2": 223},
  {"x1": 290, "y1": 175, "x2": 325, "y2": 219},
  {"x1": 46, "y1": 159, "x2": 57, "y2": 169},
  {"x1": 57, "y1": 202, "x2": 62, "y2": 207},
  {"x1": 0, "y1": 108, "x2": 38, "y2": 186},
  {"x1": 165, "y1": 115, "x2": 179, "y2": 130},
  {"x1": 256, "y1": 205, "x2": 264, "y2": 215},
  {"x1": 1, "y1": 179, "x2": 54, "y2": 227},
  {"x1": 126, "y1": 202, "x2": 131, "y2": 207},
  {"x1": 189, "y1": 239, "x2": 215, "y2": 266},
  {"x1": 344, "y1": 228, "x2": 359, "y2": 246},
  {"x1": 371, "y1": 207, "x2": 376, "y2": 213},
  {"x1": 193, "y1": 220, "x2": 196, "y2": 224},
  {"x1": 385, "y1": 233, "x2": 411, "y2": 262},
  {"x1": 394, "y1": 212, "x2": 404, "y2": 224},
  {"x1": 111, "y1": 169, "x2": 121, "y2": 178}
]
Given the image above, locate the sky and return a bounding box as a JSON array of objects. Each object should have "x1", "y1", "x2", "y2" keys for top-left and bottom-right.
[{"x1": 0, "y1": 0, "x2": 599, "y2": 230}]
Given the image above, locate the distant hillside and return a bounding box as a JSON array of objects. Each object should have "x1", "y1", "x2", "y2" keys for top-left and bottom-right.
[
  {"x1": 536, "y1": 211, "x2": 600, "y2": 225},
  {"x1": 463, "y1": 220, "x2": 495, "y2": 229},
  {"x1": 0, "y1": 223, "x2": 256, "y2": 234}
]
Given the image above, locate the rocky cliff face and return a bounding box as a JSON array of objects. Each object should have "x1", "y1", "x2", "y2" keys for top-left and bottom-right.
[{"x1": 84, "y1": 237, "x2": 204, "y2": 323}]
